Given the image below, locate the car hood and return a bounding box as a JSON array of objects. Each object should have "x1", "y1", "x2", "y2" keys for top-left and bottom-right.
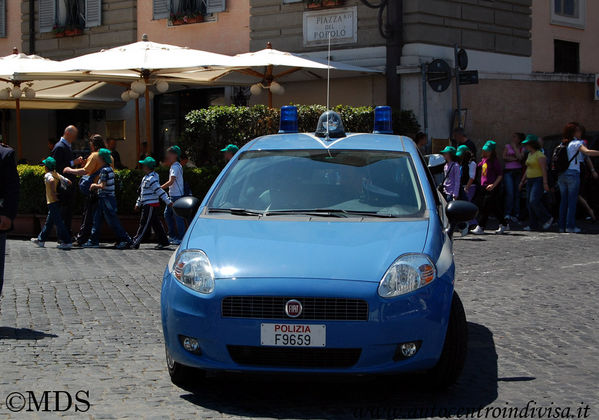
[{"x1": 186, "y1": 218, "x2": 429, "y2": 282}]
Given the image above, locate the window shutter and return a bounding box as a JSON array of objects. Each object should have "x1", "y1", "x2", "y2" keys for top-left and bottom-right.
[
  {"x1": 39, "y1": 0, "x2": 56, "y2": 33},
  {"x1": 85, "y1": 0, "x2": 102, "y2": 28},
  {"x1": 205, "y1": 0, "x2": 225, "y2": 14},
  {"x1": 0, "y1": 0, "x2": 6, "y2": 38},
  {"x1": 153, "y1": 0, "x2": 170, "y2": 19}
]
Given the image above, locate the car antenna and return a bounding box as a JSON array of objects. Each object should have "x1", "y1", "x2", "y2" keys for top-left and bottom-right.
[{"x1": 326, "y1": 33, "x2": 331, "y2": 141}]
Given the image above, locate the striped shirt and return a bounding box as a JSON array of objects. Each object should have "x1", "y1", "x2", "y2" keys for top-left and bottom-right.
[
  {"x1": 136, "y1": 171, "x2": 172, "y2": 207},
  {"x1": 98, "y1": 166, "x2": 116, "y2": 197}
]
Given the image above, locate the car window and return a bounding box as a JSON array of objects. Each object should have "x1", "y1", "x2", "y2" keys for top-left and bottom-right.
[{"x1": 208, "y1": 149, "x2": 426, "y2": 218}]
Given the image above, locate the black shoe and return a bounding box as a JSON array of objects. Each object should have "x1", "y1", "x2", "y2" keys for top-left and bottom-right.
[
  {"x1": 132, "y1": 242, "x2": 140, "y2": 250},
  {"x1": 154, "y1": 243, "x2": 170, "y2": 250}
]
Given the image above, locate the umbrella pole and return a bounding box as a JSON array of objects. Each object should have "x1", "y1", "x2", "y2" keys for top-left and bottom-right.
[
  {"x1": 16, "y1": 98, "x2": 22, "y2": 160},
  {"x1": 145, "y1": 85, "x2": 151, "y2": 154},
  {"x1": 268, "y1": 90, "x2": 273, "y2": 109},
  {"x1": 135, "y1": 98, "x2": 141, "y2": 160}
]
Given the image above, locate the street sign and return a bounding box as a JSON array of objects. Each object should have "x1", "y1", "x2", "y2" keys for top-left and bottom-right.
[
  {"x1": 427, "y1": 59, "x2": 452, "y2": 93},
  {"x1": 457, "y1": 49, "x2": 468, "y2": 70},
  {"x1": 594, "y1": 74, "x2": 599, "y2": 101},
  {"x1": 458, "y1": 70, "x2": 479, "y2": 85}
]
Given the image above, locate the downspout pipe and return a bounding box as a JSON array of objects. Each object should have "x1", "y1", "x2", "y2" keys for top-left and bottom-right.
[{"x1": 29, "y1": 0, "x2": 35, "y2": 54}]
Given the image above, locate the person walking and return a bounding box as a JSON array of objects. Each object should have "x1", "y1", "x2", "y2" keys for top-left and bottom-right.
[
  {"x1": 51, "y1": 125, "x2": 84, "y2": 239},
  {"x1": 161, "y1": 145, "x2": 187, "y2": 245},
  {"x1": 83, "y1": 149, "x2": 132, "y2": 249},
  {"x1": 472, "y1": 141, "x2": 509, "y2": 235},
  {"x1": 30, "y1": 157, "x2": 73, "y2": 249},
  {"x1": 457, "y1": 145, "x2": 477, "y2": 235},
  {"x1": 503, "y1": 132, "x2": 526, "y2": 223},
  {"x1": 132, "y1": 157, "x2": 173, "y2": 250},
  {"x1": 520, "y1": 135, "x2": 553, "y2": 231},
  {"x1": 556, "y1": 123, "x2": 599, "y2": 233},
  {"x1": 64, "y1": 134, "x2": 109, "y2": 246},
  {"x1": 452, "y1": 128, "x2": 477, "y2": 159},
  {"x1": 0, "y1": 142, "x2": 19, "y2": 298},
  {"x1": 440, "y1": 146, "x2": 460, "y2": 202}
]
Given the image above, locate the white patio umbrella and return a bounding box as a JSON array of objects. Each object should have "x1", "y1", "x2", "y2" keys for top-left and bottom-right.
[
  {"x1": 164, "y1": 42, "x2": 381, "y2": 107},
  {"x1": 16, "y1": 34, "x2": 236, "y2": 156}
]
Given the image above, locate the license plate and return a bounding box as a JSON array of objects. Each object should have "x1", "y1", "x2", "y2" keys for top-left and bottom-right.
[{"x1": 260, "y1": 323, "x2": 326, "y2": 347}]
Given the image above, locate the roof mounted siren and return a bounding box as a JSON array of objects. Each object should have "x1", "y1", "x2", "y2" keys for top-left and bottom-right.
[
  {"x1": 373, "y1": 106, "x2": 393, "y2": 135},
  {"x1": 278, "y1": 106, "x2": 299, "y2": 134},
  {"x1": 315, "y1": 110, "x2": 345, "y2": 139}
]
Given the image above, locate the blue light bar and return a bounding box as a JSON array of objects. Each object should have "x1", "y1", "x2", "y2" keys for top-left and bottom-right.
[
  {"x1": 279, "y1": 105, "x2": 299, "y2": 134},
  {"x1": 373, "y1": 106, "x2": 393, "y2": 134}
]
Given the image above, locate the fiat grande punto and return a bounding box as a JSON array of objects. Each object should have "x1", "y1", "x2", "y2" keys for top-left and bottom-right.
[{"x1": 161, "y1": 106, "x2": 477, "y2": 389}]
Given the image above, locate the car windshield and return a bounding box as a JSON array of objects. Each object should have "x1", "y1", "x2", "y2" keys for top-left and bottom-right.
[{"x1": 207, "y1": 149, "x2": 426, "y2": 218}]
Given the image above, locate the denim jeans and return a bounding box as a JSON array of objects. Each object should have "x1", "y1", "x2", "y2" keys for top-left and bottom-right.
[
  {"x1": 89, "y1": 196, "x2": 130, "y2": 244},
  {"x1": 504, "y1": 169, "x2": 522, "y2": 218},
  {"x1": 557, "y1": 169, "x2": 581, "y2": 230},
  {"x1": 164, "y1": 195, "x2": 187, "y2": 241},
  {"x1": 0, "y1": 232, "x2": 5, "y2": 296},
  {"x1": 39, "y1": 202, "x2": 72, "y2": 244},
  {"x1": 526, "y1": 177, "x2": 551, "y2": 230}
]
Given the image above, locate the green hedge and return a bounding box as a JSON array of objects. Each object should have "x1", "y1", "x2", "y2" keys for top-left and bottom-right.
[
  {"x1": 17, "y1": 165, "x2": 221, "y2": 216},
  {"x1": 182, "y1": 105, "x2": 420, "y2": 164}
]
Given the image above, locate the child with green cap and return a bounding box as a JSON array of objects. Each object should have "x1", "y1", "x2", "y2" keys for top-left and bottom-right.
[
  {"x1": 161, "y1": 145, "x2": 187, "y2": 245},
  {"x1": 221, "y1": 144, "x2": 239, "y2": 163},
  {"x1": 31, "y1": 157, "x2": 73, "y2": 249},
  {"x1": 440, "y1": 146, "x2": 460, "y2": 201},
  {"x1": 472, "y1": 140, "x2": 509, "y2": 235},
  {"x1": 132, "y1": 157, "x2": 173, "y2": 249},
  {"x1": 83, "y1": 148, "x2": 132, "y2": 249}
]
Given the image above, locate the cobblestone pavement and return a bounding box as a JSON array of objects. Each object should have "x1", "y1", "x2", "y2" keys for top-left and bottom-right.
[{"x1": 0, "y1": 226, "x2": 597, "y2": 419}]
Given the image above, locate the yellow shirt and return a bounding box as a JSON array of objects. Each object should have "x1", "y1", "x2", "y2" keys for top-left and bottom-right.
[
  {"x1": 83, "y1": 151, "x2": 113, "y2": 182},
  {"x1": 44, "y1": 171, "x2": 68, "y2": 204},
  {"x1": 525, "y1": 150, "x2": 545, "y2": 179}
]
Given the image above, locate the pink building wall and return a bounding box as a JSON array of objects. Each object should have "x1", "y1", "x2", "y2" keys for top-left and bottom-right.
[
  {"x1": 137, "y1": 0, "x2": 250, "y2": 55},
  {"x1": 0, "y1": 1, "x2": 23, "y2": 55}
]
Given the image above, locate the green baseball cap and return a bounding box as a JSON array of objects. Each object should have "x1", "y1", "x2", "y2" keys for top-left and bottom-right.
[
  {"x1": 98, "y1": 148, "x2": 113, "y2": 165},
  {"x1": 440, "y1": 146, "x2": 456, "y2": 155},
  {"x1": 456, "y1": 145, "x2": 470, "y2": 157},
  {"x1": 167, "y1": 145, "x2": 182, "y2": 158},
  {"x1": 220, "y1": 144, "x2": 239, "y2": 153},
  {"x1": 138, "y1": 156, "x2": 157, "y2": 168},
  {"x1": 42, "y1": 156, "x2": 56, "y2": 170},
  {"x1": 482, "y1": 140, "x2": 497, "y2": 151},
  {"x1": 522, "y1": 134, "x2": 538, "y2": 145}
]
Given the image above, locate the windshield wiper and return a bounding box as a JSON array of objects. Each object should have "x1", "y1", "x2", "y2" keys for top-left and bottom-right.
[
  {"x1": 208, "y1": 208, "x2": 264, "y2": 216},
  {"x1": 265, "y1": 209, "x2": 397, "y2": 218}
]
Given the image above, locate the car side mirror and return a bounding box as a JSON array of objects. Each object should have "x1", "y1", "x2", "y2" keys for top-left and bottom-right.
[
  {"x1": 173, "y1": 196, "x2": 201, "y2": 222},
  {"x1": 446, "y1": 200, "x2": 478, "y2": 225}
]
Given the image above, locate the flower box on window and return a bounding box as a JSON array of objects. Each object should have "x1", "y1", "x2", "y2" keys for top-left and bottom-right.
[{"x1": 169, "y1": 12, "x2": 205, "y2": 26}]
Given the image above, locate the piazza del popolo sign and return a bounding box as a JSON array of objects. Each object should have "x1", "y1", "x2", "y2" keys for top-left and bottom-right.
[{"x1": 303, "y1": 6, "x2": 357, "y2": 47}]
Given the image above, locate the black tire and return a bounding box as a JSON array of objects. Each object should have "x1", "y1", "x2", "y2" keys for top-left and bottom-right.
[
  {"x1": 426, "y1": 291, "x2": 468, "y2": 389},
  {"x1": 165, "y1": 346, "x2": 205, "y2": 387}
]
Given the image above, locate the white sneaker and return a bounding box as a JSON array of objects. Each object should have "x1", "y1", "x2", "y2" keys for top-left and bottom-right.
[
  {"x1": 30, "y1": 238, "x2": 45, "y2": 248},
  {"x1": 472, "y1": 226, "x2": 484, "y2": 235},
  {"x1": 495, "y1": 225, "x2": 508, "y2": 235},
  {"x1": 566, "y1": 227, "x2": 581, "y2": 234},
  {"x1": 542, "y1": 217, "x2": 554, "y2": 231}
]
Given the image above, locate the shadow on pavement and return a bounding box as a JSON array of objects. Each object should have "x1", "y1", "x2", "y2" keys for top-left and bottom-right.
[
  {"x1": 179, "y1": 322, "x2": 498, "y2": 419},
  {"x1": 0, "y1": 327, "x2": 58, "y2": 340}
]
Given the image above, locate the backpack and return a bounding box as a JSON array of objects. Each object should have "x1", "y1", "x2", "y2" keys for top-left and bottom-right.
[
  {"x1": 79, "y1": 167, "x2": 103, "y2": 196},
  {"x1": 551, "y1": 141, "x2": 579, "y2": 175}
]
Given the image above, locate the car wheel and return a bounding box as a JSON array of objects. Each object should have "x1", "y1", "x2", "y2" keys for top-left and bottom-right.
[
  {"x1": 426, "y1": 291, "x2": 468, "y2": 389},
  {"x1": 165, "y1": 346, "x2": 205, "y2": 387}
]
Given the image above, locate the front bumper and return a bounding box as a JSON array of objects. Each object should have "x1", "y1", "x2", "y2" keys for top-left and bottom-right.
[{"x1": 161, "y1": 273, "x2": 454, "y2": 374}]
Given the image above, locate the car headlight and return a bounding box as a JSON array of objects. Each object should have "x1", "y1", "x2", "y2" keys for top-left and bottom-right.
[
  {"x1": 378, "y1": 254, "x2": 436, "y2": 298},
  {"x1": 172, "y1": 250, "x2": 215, "y2": 294}
]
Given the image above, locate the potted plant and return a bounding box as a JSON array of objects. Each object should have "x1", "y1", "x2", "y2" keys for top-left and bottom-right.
[
  {"x1": 53, "y1": 25, "x2": 65, "y2": 38},
  {"x1": 307, "y1": 0, "x2": 323, "y2": 9},
  {"x1": 169, "y1": 12, "x2": 185, "y2": 25}
]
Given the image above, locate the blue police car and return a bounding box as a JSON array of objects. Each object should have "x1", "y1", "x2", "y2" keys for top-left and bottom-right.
[{"x1": 161, "y1": 106, "x2": 477, "y2": 388}]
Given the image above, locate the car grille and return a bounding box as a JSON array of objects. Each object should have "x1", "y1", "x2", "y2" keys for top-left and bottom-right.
[
  {"x1": 227, "y1": 345, "x2": 361, "y2": 368},
  {"x1": 221, "y1": 296, "x2": 369, "y2": 321}
]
